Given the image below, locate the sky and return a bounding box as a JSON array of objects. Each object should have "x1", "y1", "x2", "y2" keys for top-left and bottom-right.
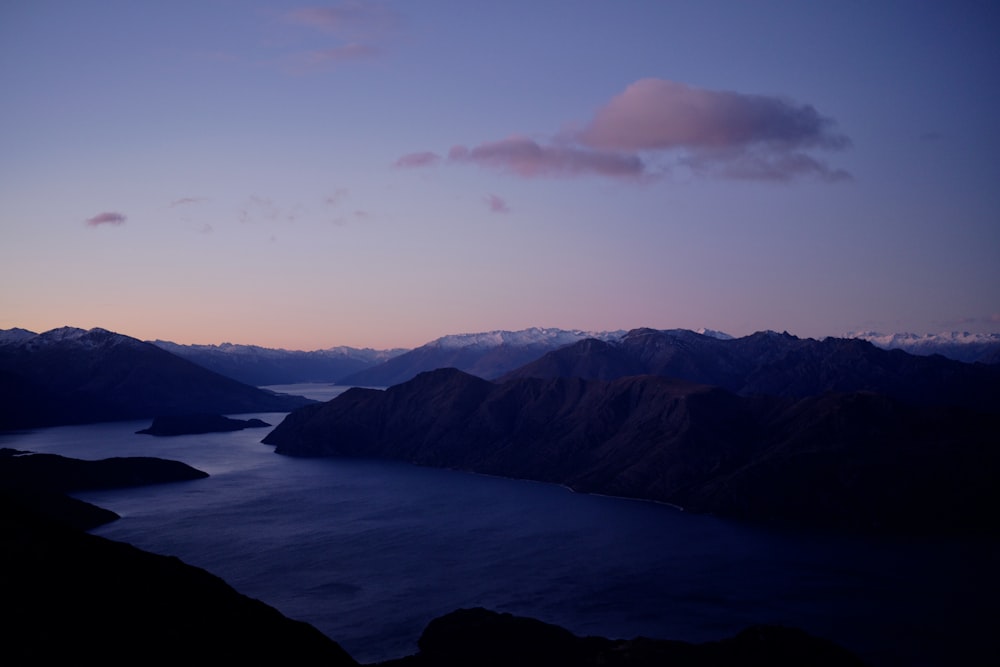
[{"x1": 1, "y1": 1, "x2": 998, "y2": 350}]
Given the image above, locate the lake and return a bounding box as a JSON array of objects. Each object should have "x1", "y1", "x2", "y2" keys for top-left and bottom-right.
[{"x1": 2, "y1": 383, "x2": 995, "y2": 665}]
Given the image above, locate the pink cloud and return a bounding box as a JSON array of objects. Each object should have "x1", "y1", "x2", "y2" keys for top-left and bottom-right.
[
  {"x1": 447, "y1": 136, "x2": 644, "y2": 179},
  {"x1": 484, "y1": 194, "x2": 510, "y2": 213},
  {"x1": 393, "y1": 79, "x2": 849, "y2": 183},
  {"x1": 85, "y1": 212, "x2": 126, "y2": 227},
  {"x1": 394, "y1": 151, "x2": 442, "y2": 168},
  {"x1": 579, "y1": 78, "x2": 849, "y2": 152},
  {"x1": 283, "y1": 4, "x2": 395, "y2": 72}
]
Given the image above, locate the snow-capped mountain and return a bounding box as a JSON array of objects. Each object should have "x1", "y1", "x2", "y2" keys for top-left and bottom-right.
[
  {"x1": 0, "y1": 328, "x2": 38, "y2": 345},
  {"x1": 694, "y1": 328, "x2": 735, "y2": 340},
  {"x1": 151, "y1": 340, "x2": 407, "y2": 386},
  {"x1": 429, "y1": 327, "x2": 626, "y2": 350},
  {"x1": 0, "y1": 327, "x2": 312, "y2": 430},
  {"x1": 848, "y1": 331, "x2": 1000, "y2": 364},
  {"x1": 337, "y1": 327, "x2": 742, "y2": 387}
]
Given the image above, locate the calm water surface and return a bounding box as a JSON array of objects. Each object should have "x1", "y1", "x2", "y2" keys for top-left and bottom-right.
[{"x1": 3, "y1": 385, "x2": 995, "y2": 665}]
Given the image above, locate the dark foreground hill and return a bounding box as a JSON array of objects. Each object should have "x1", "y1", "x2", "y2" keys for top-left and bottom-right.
[
  {"x1": 0, "y1": 327, "x2": 314, "y2": 430},
  {"x1": 502, "y1": 328, "x2": 1000, "y2": 414},
  {"x1": 378, "y1": 607, "x2": 866, "y2": 667},
  {"x1": 2, "y1": 449, "x2": 865, "y2": 666},
  {"x1": 264, "y1": 369, "x2": 1000, "y2": 534},
  {"x1": 2, "y1": 496, "x2": 359, "y2": 664}
]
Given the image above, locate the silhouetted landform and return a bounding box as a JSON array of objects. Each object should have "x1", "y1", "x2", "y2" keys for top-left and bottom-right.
[
  {"x1": 2, "y1": 496, "x2": 358, "y2": 664},
  {"x1": 1, "y1": 450, "x2": 864, "y2": 666},
  {"x1": 339, "y1": 328, "x2": 624, "y2": 387},
  {"x1": 375, "y1": 607, "x2": 867, "y2": 667},
  {"x1": 501, "y1": 328, "x2": 1000, "y2": 414},
  {"x1": 152, "y1": 339, "x2": 406, "y2": 386},
  {"x1": 265, "y1": 369, "x2": 1000, "y2": 534},
  {"x1": 849, "y1": 330, "x2": 1000, "y2": 364},
  {"x1": 0, "y1": 447, "x2": 209, "y2": 530},
  {"x1": 0, "y1": 447, "x2": 209, "y2": 492},
  {"x1": 137, "y1": 413, "x2": 270, "y2": 436},
  {"x1": 0, "y1": 327, "x2": 314, "y2": 430}
]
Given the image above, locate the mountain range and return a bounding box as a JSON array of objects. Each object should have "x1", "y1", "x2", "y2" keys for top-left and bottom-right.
[
  {"x1": 847, "y1": 330, "x2": 1000, "y2": 364},
  {"x1": 0, "y1": 327, "x2": 313, "y2": 430},
  {"x1": 140, "y1": 327, "x2": 1000, "y2": 389},
  {"x1": 166, "y1": 327, "x2": 1000, "y2": 389},
  {"x1": 501, "y1": 328, "x2": 1000, "y2": 413},
  {"x1": 265, "y1": 328, "x2": 1000, "y2": 534},
  {"x1": 335, "y1": 328, "x2": 627, "y2": 387},
  {"x1": 151, "y1": 339, "x2": 406, "y2": 386}
]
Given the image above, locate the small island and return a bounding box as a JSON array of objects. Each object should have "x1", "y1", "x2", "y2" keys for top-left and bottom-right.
[{"x1": 137, "y1": 414, "x2": 271, "y2": 436}]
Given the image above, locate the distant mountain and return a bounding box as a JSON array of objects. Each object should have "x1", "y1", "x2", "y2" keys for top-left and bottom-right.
[
  {"x1": 848, "y1": 330, "x2": 1000, "y2": 364},
  {"x1": 264, "y1": 368, "x2": 999, "y2": 534},
  {"x1": 0, "y1": 327, "x2": 314, "y2": 430},
  {"x1": 501, "y1": 328, "x2": 1000, "y2": 414},
  {"x1": 338, "y1": 327, "x2": 626, "y2": 387},
  {"x1": 151, "y1": 340, "x2": 406, "y2": 386}
]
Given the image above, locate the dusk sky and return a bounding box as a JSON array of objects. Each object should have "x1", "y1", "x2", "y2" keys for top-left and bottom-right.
[{"x1": 2, "y1": 1, "x2": 998, "y2": 350}]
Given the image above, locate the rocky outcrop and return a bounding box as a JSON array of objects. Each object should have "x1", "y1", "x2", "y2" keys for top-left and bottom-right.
[
  {"x1": 137, "y1": 413, "x2": 271, "y2": 436},
  {"x1": 264, "y1": 369, "x2": 1000, "y2": 534},
  {"x1": 374, "y1": 608, "x2": 867, "y2": 667}
]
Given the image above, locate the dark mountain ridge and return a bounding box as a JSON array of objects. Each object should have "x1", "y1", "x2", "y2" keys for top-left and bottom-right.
[
  {"x1": 151, "y1": 339, "x2": 406, "y2": 386},
  {"x1": 264, "y1": 368, "x2": 999, "y2": 534},
  {"x1": 3, "y1": 447, "x2": 865, "y2": 666},
  {"x1": 502, "y1": 328, "x2": 1000, "y2": 414},
  {"x1": 0, "y1": 327, "x2": 313, "y2": 430},
  {"x1": 337, "y1": 328, "x2": 625, "y2": 387}
]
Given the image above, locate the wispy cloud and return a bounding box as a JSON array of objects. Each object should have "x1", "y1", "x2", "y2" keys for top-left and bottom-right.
[
  {"x1": 484, "y1": 194, "x2": 510, "y2": 213},
  {"x1": 394, "y1": 151, "x2": 442, "y2": 168},
  {"x1": 325, "y1": 188, "x2": 350, "y2": 206},
  {"x1": 680, "y1": 148, "x2": 851, "y2": 183},
  {"x1": 287, "y1": 3, "x2": 396, "y2": 36},
  {"x1": 284, "y1": 2, "x2": 396, "y2": 70},
  {"x1": 238, "y1": 196, "x2": 302, "y2": 224},
  {"x1": 169, "y1": 197, "x2": 206, "y2": 207},
  {"x1": 396, "y1": 78, "x2": 849, "y2": 183},
  {"x1": 85, "y1": 211, "x2": 126, "y2": 227},
  {"x1": 449, "y1": 136, "x2": 644, "y2": 179}
]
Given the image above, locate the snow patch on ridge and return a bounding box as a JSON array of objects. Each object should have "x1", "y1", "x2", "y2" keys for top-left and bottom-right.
[
  {"x1": 848, "y1": 330, "x2": 1000, "y2": 363},
  {"x1": 429, "y1": 327, "x2": 627, "y2": 350}
]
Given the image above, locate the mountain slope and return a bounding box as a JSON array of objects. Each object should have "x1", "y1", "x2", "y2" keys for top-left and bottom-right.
[
  {"x1": 502, "y1": 328, "x2": 1000, "y2": 414},
  {"x1": 0, "y1": 327, "x2": 313, "y2": 430},
  {"x1": 848, "y1": 330, "x2": 1000, "y2": 364},
  {"x1": 151, "y1": 339, "x2": 406, "y2": 385},
  {"x1": 338, "y1": 327, "x2": 625, "y2": 387},
  {"x1": 264, "y1": 369, "x2": 999, "y2": 534}
]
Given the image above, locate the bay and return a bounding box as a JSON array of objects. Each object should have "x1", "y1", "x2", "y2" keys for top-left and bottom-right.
[{"x1": 2, "y1": 386, "x2": 995, "y2": 665}]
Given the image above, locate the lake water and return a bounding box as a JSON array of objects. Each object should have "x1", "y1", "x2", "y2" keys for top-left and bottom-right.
[{"x1": 3, "y1": 383, "x2": 996, "y2": 665}]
